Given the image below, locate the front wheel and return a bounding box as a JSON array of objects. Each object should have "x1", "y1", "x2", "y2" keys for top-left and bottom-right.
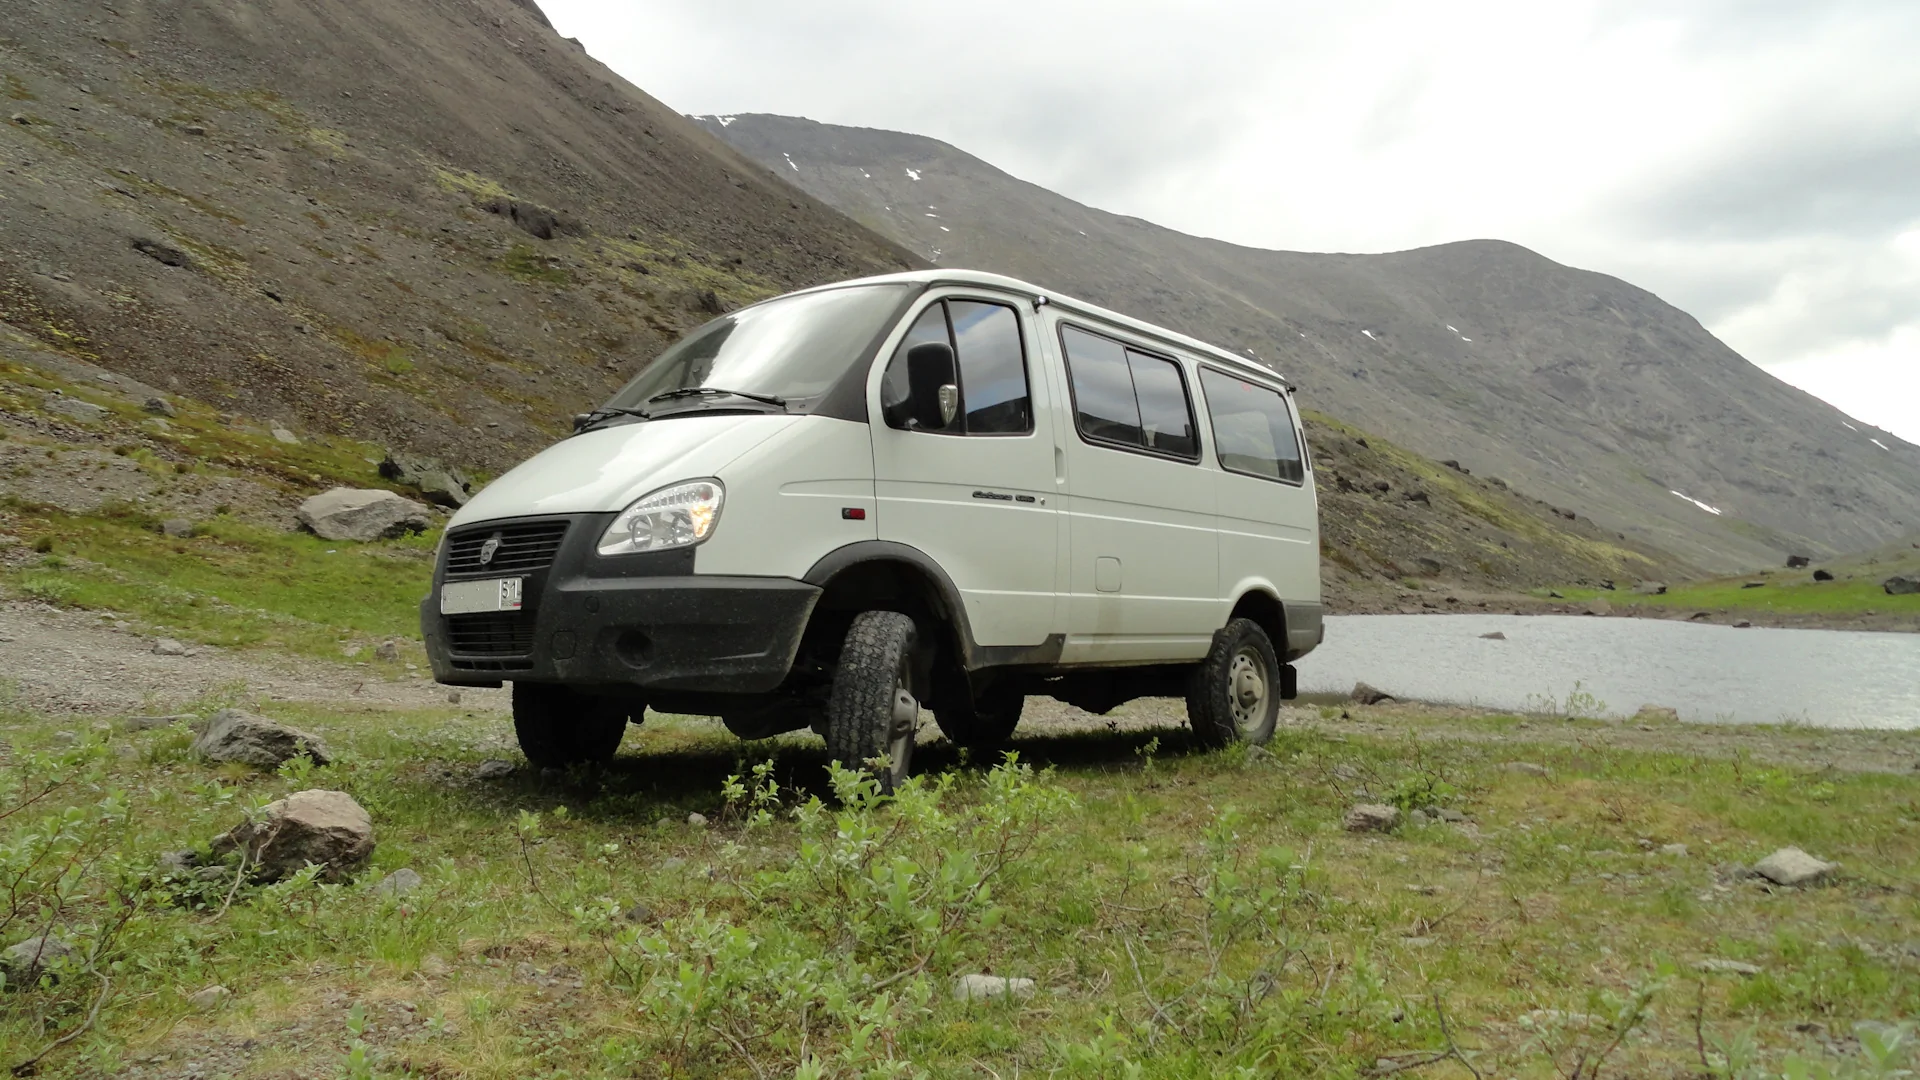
[
  {"x1": 825, "y1": 610, "x2": 920, "y2": 792},
  {"x1": 1185, "y1": 618, "x2": 1281, "y2": 748},
  {"x1": 512, "y1": 683, "x2": 634, "y2": 769}
]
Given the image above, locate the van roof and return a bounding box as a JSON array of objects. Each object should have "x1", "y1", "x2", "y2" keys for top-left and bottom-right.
[{"x1": 787, "y1": 269, "x2": 1295, "y2": 389}]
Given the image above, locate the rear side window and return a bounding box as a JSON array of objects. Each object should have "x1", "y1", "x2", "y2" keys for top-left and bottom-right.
[
  {"x1": 881, "y1": 299, "x2": 1032, "y2": 434},
  {"x1": 1061, "y1": 324, "x2": 1199, "y2": 460},
  {"x1": 1199, "y1": 368, "x2": 1305, "y2": 483}
]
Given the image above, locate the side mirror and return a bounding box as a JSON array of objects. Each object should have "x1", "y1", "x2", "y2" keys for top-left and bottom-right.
[
  {"x1": 906, "y1": 341, "x2": 958, "y2": 430},
  {"x1": 572, "y1": 413, "x2": 592, "y2": 433}
]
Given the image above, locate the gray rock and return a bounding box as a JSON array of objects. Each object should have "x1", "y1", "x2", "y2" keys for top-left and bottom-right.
[
  {"x1": 686, "y1": 812, "x2": 709, "y2": 828},
  {"x1": 152, "y1": 638, "x2": 189, "y2": 656},
  {"x1": 45, "y1": 394, "x2": 107, "y2": 423},
  {"x1": 270, "y1": 426, "x2": 299, "y2": 444},
  {"x1": 1752, "y1": 846, "x2": 1837, "y2": 887},
  {"x1": 211, "y1": 789, "x2": 374, "y2": 883},
  {"x1": 447, "y1": 689, "x2": 463, "y2": 705},
  {"x1": 1633, "y1": 581, "x2": 1669, "y2": 595},
  {"x1": 161, "y1": 518, "x2": 195, "y2": 538},
  {"x1": 373, "y1": 868, "x2": 423, "y2": 897},
  {"x1": 121, "y1": 713, "x2": 196, "y2": 732},
  {"x1": 1812, "y1": 569, "x2": 1835, "y2": 582},
  {"x1": 1733, "y1": 620, "x2": 1753, "y2": 629},
  {"x1": 1883, "y1": 576, "x2": 1920, "y2": 596},
  {"x1": 1633, "y1": 705, "x2": 1680, "y2": 723},
  {"x1": 1344, "y1": 803, "x2": 1399, "y2": 833},
  {"x1": 952, "y1": 973, "x2": 1036, "y2": 1003},
  {"x1": 3, "y1": 933, "x2": 79, "y2": 988},
  {"x1": 143, "y1": 397, "x2": 177, "y2": 417},
  {"x1": 1350, "y1": 681, "x2": 1395, "y2": 705},
  {"x1": 187, "y1": 985, "x2": 232, "y2": 1010},
  {"x1": 1785, "y1": 555, "x2": 1811, "y2": 569},
  {"x1": 475, "y1": 759, "x2": 515, "y2": 780},
  {"x1": 378, "y1": 451, "x2": 474, "y2": 508},
  {"x1": 1586, "y1": 598, "x2": 1614, "y2": 616},
  {"x1": 1696, "y1": 959, "x2": 1762, "y2": 976},
  {"x1": 621, "y1": 902, "x2": 655, "y2": 924},
  {"x1": 1501, "y1": 762, "x2": 1552, "y2": 777},
  {"x1": 296, "y1": 488, "x2": 432, "y2": 542},
  {"x1": 1408, "y1": 808, "x2": 1431, "y2": 826},
  {"x1": 191, "y1": 708, "x2": 332, "y2": 769},
  {"x1": 1435, "y1": 808, "x2": 1467, "y2": 823},
  {"x1": 373, "y1": 640, "x2": 400, "y2": 662},
  {"x1": 1479, "y1": 631, "x2": 1506, "y2": 640},
  {"x1": 1659, "y1": 843, "x2": 1689, "y2": 857}
]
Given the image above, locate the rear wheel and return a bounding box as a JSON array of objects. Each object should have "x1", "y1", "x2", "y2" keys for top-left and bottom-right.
[
  {"x1": 1185, "y1": 618, "x2": 1281, "y2": 748},
  {"x1": 512, "y1": 683, "x2": 634, "y2": 768},
  {"x1": 825, "y1": 611, "x2": 920, "y2": 792},
  {"x1": 934, "y1": 683, "x2": 1024, "y2": 748}
]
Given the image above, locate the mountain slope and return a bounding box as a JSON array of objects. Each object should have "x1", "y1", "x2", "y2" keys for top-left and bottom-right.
[
  {"x1": 0, "y1": 0, "x2": 917, "y2": 475},
  {"x1": 697, "y1": 114, "x2": 1920, "y2": 571}
]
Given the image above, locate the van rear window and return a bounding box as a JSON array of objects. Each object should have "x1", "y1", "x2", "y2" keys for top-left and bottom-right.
[{"x1": 1199, "y1": 368, "x2": 1305, "y2": 484}]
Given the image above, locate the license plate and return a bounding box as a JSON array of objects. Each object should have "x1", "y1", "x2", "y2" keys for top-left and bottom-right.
[{"x1": 440, "y1": 577, "x2": 524, "y2": 615}]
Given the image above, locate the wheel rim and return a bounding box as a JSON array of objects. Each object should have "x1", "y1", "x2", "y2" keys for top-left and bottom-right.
[{"x1": 1227, "y1": 649, "x2": 1269, "y2": 736}]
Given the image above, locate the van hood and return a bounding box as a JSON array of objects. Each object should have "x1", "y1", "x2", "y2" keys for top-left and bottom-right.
[{"x1": 449, "y1": 415, "x2": 801, "y2": 527}]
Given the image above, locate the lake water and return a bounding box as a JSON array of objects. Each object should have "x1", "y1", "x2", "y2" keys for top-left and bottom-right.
[{"x1": 1295, "y1": 615, "x2": 1920, "y2": 730}]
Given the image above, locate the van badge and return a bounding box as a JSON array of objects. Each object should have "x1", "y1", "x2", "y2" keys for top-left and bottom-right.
[{"x1": 478, "y1": 535, "x2": 503, "y2": 566}]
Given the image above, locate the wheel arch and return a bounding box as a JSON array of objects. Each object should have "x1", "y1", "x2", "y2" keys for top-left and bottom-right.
[
  {"x1": 802, "y1": 541, "x2": 975, "y2": 672},
  {"x1": 1227, "y1": 586, "x2": 1288, "y2": 653}
]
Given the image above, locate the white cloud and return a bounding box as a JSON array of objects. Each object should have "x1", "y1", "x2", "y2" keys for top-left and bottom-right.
[{"x1": 544, "y1": 0, "x2": 1920, "y2": 442}]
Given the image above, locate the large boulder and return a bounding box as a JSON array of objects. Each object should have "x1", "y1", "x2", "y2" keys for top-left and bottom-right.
[
  {"x1": 1751, "y1": 846, "x2": 1837, "y2": 887},
  {"x1": 1883, "y1": 576, "x2": 1919, "y2": 596},
  {"x1": 297, "y1": 487, "x2": 431, "y2": 542},
  {"x1": 378, "y1": 450, "x2": 473, "y2": 508},
  {"x1": 1351, "y1": 681, "x2": 1395, "y2": 705},
  {"x1": 1344, "y1": 804, "x2": 1400, "y2": 833},
  {"x1": 192, "y1": 709, "x2": 332, "y2": 769},
  {"x1": 212, "y1": 790, "x2": 374, "y2": 883}
]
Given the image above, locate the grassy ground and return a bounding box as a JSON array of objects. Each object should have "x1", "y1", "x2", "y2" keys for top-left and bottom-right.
[
  {"x1": 1542, "y1": 576, "x2": 1920, "y2": 621},
  {"x1": 4, "y1": 695, "x2": 1916, "y2": 1079}
]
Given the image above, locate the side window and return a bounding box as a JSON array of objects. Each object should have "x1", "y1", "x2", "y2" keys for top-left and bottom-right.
[
  {"x1": 949, "y1": 301, "x2": 1031, "y2": 434},
  {"x1": 1062, "y1": 324, "x2": 1198, "y2": 460},
  {"x1": 1199, "y1": 368, "x2": 1305, "y2": 483},
  {"x1": 1127, "y1": 349, "x2": 1197, "y2": 457},
  {"x1": 881, "y1": 304, "x2": 951, "y2": 429},
  {"x1": 882, "y1": 299, "x2": 1032, "y2": 434}
]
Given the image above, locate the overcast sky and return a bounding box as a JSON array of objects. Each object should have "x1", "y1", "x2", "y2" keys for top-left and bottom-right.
[{"x1": 543, "y1": 0, "x2": 1920, "y2": 443}]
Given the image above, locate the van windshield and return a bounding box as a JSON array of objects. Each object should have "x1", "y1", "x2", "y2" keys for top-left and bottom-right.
[{"x1": 599, "y1": 284, "x2": 912, "y2": 418}]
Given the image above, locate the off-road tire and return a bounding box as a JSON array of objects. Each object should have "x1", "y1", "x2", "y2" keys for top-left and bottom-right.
[
  {"x1": 1185, "y1": 618, "x2": 1281, "y2": 748},
  {"x1": 934, "y1": 684, "x2": 1024, "y2": 747},
  {"x1": 825, "y1": 610, "x2": 919, "y2": 792},
  {"x1": 512, "y1": 683, "x2": 633, "y2": 769}
]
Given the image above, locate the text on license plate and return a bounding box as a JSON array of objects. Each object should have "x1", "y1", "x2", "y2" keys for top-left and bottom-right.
[{"x1": 440, "y1": 577, "x2": 524, "y2": 615}]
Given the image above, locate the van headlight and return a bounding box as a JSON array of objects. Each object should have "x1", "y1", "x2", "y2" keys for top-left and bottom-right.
[{"x1": 596, "y1": 480, "x2": 724, "y2": 556}]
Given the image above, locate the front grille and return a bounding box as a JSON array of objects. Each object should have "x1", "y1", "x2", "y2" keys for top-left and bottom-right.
[
  {"x1": 446, "y1": 612, "x2": 535, "y2": 657},
  {"x1": 446, "y1": 520, "x2": 570, "y2": 576}
]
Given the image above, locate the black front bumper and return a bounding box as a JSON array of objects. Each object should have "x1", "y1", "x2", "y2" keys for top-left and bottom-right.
[{"x1": 420, "y1": 513, "x2": 820, "y2": 692}]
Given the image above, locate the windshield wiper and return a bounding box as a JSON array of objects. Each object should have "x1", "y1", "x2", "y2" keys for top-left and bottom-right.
[
  {"x1": 647, "y1": 386, "x2": 788, "y2": 409},
  {"x1": 573, "y1": 405, "x2": 651, "y2": 432}
]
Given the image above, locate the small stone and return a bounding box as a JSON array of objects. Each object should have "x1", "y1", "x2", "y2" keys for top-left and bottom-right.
[
  {"x1": 161, "y1": 518, "x2": 195, "y2": 538},
  {"x1": 419, "y1": 955, "x2": 450, "y2": 977},
  {"x1": 686, "y1": 812, "x2": 709, "y2": 828},
  {"x1": 1585, "y1": 598, "x2": 1613, "y2": 617},
  {"x1": 210, "y1": 789, "x2": 373, "y2": 883},
  {"x1": 1408, "y1": 809, "x2": 1431, "y2": 826},
  {"x1": 1402, "y1": 936, "x2": 1437, "y2": 948},
  {"x1": 1479, "y1": 631, "x2": 1506, "y2": 640},
  {"x1": 446, "y1": 690, "x2": 462, "y2": 705},
  {"x1": 475, "y1": 759, "x2": 514, "y2": 780},
  {"x1": 3, "y1": 933, "x2": 79, "y2": 987},
  {"x1": 1405, "y1": 884, "x2": 1440, "y2": 895},
  {"x1": 152, "y1": 638, "x2": 189, "y2": 656},
  {"x1": 1751, "y1": 846, "x2": 1837, "y2": 887},
  {"x1": 191, "y1": 709, "x2": 331, "y2": 768},
  {"x1": 1812, "y1": 569, "x2": 1835, "y2": 582},
  {"x1": 182, "y1": 123, "x2": 207, "y2": 136},
  {"x1": 1350, "y1": 681, "x2": 1395, "y2": 705},
  {"x1": 187, "y1": 985, "x2": 231, "y2": 1010},
  {"x1": 373, "y1": 640, "x2": 400, "y2": 662},
  {"x1": 1695, "y1": 958, "x2": 1762, "y2": 976},
  {"x1": 271, "y1": 427, "x2": 299, "y2": 444},
  {"x1": 1344, "y1": 803, "x2": 1399, "y2": 833},
  {"x1": 952, "y1": 974, "x2": 1036, "y2": 1003},
  {"x1": 1435, "y1": 808, "x2": 1467, "y2": 823},
  {"x1": 1501, "y1": 762, "x2": 1551, "y2": 777},
  {"x1": 1633, "y1": 705, "x2": 1680, "y2": 723},
  {"x1": 1660, "y1": 843, "x2": 1689, "y2": 857},
  {"x1": 45, "y1": 394, "x2": 108, "y2": 423},
  {"x1": 373, "y1": 868, "x2": 423, "y2": 897},
  {"x1": 1733, "y1": 620, "x2": 1753, "y2": 629},
  {"x1": 621, "y1": 902, "x2": 654, "y2": 924},
  {"x1": 144, "y1": 397, "x2": 177, "y2": 417}
]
